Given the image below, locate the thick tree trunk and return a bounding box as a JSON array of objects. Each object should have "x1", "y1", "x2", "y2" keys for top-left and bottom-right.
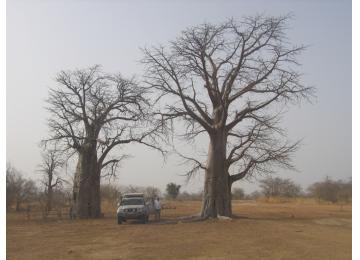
[
  {"x1": 73, "y1": 143, "x2": 101, "y2": 218},
  {"x1": 201, "y1": 130, "x2": 232, "y2": 218}
]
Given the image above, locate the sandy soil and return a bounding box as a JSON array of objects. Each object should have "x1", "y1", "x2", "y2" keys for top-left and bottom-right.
[{"x1": 7, "y1": 200, "x2": 351, "y2": 259}]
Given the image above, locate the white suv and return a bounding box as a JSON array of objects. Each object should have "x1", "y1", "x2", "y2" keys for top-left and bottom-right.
[{"x1": 116, "y1": 193, "x2": 149, "y2": 224}]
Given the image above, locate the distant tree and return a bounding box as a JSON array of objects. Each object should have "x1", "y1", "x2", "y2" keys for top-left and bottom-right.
[
  {"x1": 260, "y1": 177, "x2": 301, "y2": 198},
  {"x1": 232, "y1": 187, "x2": 245, "y2": 200},
  {"x1": 166, "y1": 183, "x2": 181, "y2": 199},
  {"x1": 308, "y1": 177, "x2": 351, "y2": 203},
  {"x1": 308, "y1": 177, "x2": 337, "y2": 202},
  {"x1": 6, "y1": 165, "x2": 37, "y2": 211},
  {"x1": 38, "y1": 148, "x2": 65, "y2": 212}
]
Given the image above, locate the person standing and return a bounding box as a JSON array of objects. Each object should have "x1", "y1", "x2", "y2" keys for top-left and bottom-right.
[{"x1": 154, "y1": 197, "x2": 162, "y2": 221}]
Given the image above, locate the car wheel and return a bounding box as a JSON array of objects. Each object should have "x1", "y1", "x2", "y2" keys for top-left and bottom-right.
[{"x1": 117, "y1": 216, "x2": 122, "y2": 224}]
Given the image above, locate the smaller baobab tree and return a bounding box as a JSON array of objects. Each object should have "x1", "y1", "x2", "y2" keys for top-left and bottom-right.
[
  {"x1": 43, "y1": 65, "x2": 164, "y2": 218},
  {"x1": 38, "y1": 148, "x2": 65, "y2": 213}
]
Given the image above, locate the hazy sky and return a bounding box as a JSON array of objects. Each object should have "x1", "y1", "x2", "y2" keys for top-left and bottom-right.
[{"x1": 7, "y1": 0, "x2": 351, "y2": 193}]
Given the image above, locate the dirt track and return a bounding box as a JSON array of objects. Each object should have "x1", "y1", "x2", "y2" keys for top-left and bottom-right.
[{"x1": 7, "y1": 200, "x2": 351, "y2": 259}]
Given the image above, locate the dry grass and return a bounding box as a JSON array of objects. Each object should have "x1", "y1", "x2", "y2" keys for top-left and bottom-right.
[{"x1": 7, "y1": 200, "x2": 351, "y2": 260}]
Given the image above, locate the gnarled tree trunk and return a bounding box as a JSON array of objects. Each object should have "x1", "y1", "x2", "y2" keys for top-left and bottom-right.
[
  {"x1": 73, "y1": 143, "x2": 101, "y2": 218},
  {"x1": 201, "y1": 130, "x2": 232, "y2": 218}
]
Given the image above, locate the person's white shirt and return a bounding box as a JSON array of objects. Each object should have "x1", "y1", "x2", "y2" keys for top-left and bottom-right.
[{"x1": 154, "y1": 199, "x2": 161, "y2": 210}]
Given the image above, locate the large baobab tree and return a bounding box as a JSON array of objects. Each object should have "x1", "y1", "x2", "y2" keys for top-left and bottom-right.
[
  {"x1": 143, "y1": 15, "x2": 313, "y2": 218},
  {"x1": 44, "y1": 65, "x2": 163, "y2": 218}
]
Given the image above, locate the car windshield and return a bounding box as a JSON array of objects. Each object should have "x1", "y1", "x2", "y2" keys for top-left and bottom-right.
[{"x1": 121, "y1": 198, "x2": 144, "y2": 206}]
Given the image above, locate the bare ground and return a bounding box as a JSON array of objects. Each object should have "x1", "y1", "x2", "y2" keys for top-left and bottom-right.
[{"x1": 7, "y1": 200, "x2": 351, "y2": 260}]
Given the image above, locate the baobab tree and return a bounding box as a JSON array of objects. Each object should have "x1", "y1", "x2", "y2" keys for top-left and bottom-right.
[
  {"x1": 143, "y1": 15, "x2": 313, "y2": 218},
  {"x1": 38, "y1": 148, "x2": 65, "y2": 213},
  {"x1": 44, "y1": 66, "x2": 163, "y2": 218}
]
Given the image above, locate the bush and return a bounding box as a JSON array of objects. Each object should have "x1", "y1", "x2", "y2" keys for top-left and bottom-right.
[
  {"x1": 166, "y1": 183, "x2": 181, "y2": 199},
  {"x1": 308, "y1": 177, "x2": 351, "y2": 203},
  {"x1": 259, "y1": 177, "x2": 302, "y2": 198}
]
